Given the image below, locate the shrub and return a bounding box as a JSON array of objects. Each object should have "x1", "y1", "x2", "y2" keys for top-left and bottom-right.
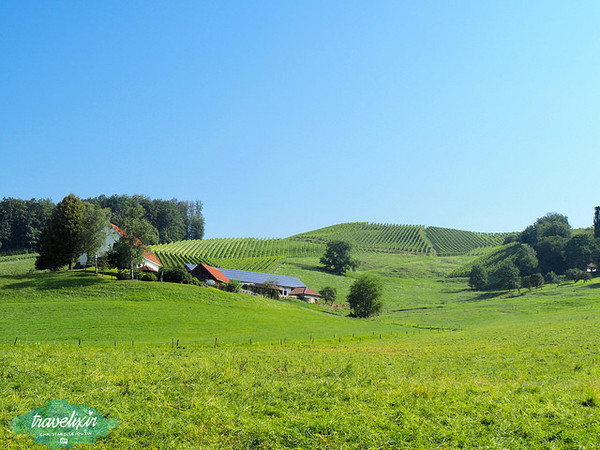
[
  {"x1": 140, "y1": 272, "x2": 157, "y2": 282},
  {"x1": 529, "y1": 273, "x2": 544, "y2": 290},
  {"x1": 161, "y1": 266, "x2": 192, "y2": 284},
  {"x1": 192, "y1": 277, "x2": 205, "y2": 287},
  {"x1": 115, "y1": 270, "x2": 129, "y2": 280},
  {"x1": 222, "y1": 279, "x2": 242, "y2": 293},
  {"x1": 319, "y1": 286, "x2": 337, "y2": 305},
  {"x1": 545, "y1": 271, "x2": 559, "y2": 285}
]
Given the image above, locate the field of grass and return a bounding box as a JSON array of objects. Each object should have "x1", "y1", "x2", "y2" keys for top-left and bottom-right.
[{"x1": 2, "y1": 252, "x2": 600, "y2": 448}]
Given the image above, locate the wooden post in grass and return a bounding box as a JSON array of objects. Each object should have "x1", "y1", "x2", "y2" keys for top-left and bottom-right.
[
  {"x1": 114, "y1": 340, "x2": 117, "y2": 348},
  {"x1": 132, "y1": 340, "x2": 134, "y2": 347},
  {"x1": 78, "y1": 338, "x2": 81, "y2": 346},
  {"x1": 176, "y1": 339, "x2": 179, "y2": 347},
  {"x1": 13, "y1": 337, "x2": 17, "y2": 346},
  {"x1": 172, "y1": 338, "x2": 174, "y2": 350}
]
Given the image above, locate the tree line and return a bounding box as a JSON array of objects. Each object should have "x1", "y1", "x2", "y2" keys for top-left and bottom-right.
[
  {"x1": 0, "y1": 194, "x2": 204, "y2": 253},
  {"x1": 470, "y1": 211, "x2": 600, "y2": 292}
]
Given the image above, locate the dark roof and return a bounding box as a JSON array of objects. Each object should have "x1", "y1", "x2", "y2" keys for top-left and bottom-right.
[
  {"x1": 290, "y1": 287, "x2": 321, "y2": 297},
  {"x1": 216, "y1": 268, "x2": 306, "y2": 289}
]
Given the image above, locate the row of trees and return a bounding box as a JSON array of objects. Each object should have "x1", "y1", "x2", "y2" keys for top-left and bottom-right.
[
  {"x1": 35, "y1": 194, "x2": 158, "y2": 278},
  {"x1": 470, "y1": 212, "x2": 600, "y2": 292},
  {"x1": 0, "y1": 194, "x2": 205, "y2": 254}
]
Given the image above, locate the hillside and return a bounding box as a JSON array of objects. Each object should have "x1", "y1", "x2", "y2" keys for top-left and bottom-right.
[{"x1": 150, "y1": 222, "x2": 514, "y2": 269}]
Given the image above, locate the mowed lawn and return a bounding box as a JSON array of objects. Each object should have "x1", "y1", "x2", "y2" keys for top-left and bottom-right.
[{"x1": 2, "y1": 256, "x2": 600, "y2": 448}]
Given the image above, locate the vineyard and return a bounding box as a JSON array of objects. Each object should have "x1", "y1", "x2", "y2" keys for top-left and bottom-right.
[
  {"x1": 150, "y1": 238, "x2": 324, "y2": 272},
  {"x1": 291, "y1": 223, "x2": 434, "y2": 254},
  {"x1": 424, "y1": 227, "x2": 513, "y2": 256},
  {"x1": 149, "y1": 223, "x2": 515, "y2": 271}
]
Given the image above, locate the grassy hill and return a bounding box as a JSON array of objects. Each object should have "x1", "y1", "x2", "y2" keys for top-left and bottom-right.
[{"x1": 2, "y1": 253, "x2": 600, "y2": 448}]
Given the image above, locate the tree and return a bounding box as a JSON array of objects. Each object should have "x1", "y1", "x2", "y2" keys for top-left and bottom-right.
[
  {"x1": 118, "y1": 205, "x2": 159, "y2": 279},
  {"x1": 594, "y1": 206, "x2": 600, "y2": 238},
  {"x1": 529, "y1": 273, "x2": 544, "y2": 290},
  {"x1": 545, "y1": 271, "x2": 559, "y2": 286},
  {"x1": 320, "y1": 240, "x2": 359, "y2": 275},
  {"x1": 564, "y1": 234, "x2": 597, "y2": 271},
  {"x1": 187, "y1": 201, "x2": 205, "y2": 240},
  {"x1": 515, "y1": 244, "x2": 538, "y2": 276},
  {"x1": 36, "y1": 194, "x2": 85, "y2": 271},
  {"x1": 319, "y1": 286, "x2": 337, "y2": 305},
  {"x1": 468, "y1": 264, "x2": 488, "y2": 290},
  {"x1": 497, "y1": 261, "x2": 520, "y2": 293},
  {"x1": 536, "y1": 236, "x2": 568, "y2": 275},
  {"x1": 79, "y1": 202, "x2": 111, "y2": 274},
  {"x1": 347, "y1": 274, "x2": 383, "y2": 318},
  {"x1": 565, "y1": 268, "x2": 591, "y2": 284}
]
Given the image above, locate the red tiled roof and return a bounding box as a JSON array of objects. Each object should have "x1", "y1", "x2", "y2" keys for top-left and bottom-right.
[
  {"x1": 289, "y1": 287, "x2": 321, "y2": 297},
  {"x1": 110, "y1": 223, "x2": 162, "y2": 267},
  {"x1": 200, "y1": 264, "x2": 230, "y2": 284}
]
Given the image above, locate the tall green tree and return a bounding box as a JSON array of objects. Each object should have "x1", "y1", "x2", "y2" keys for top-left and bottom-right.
[
  {"x1": 187, "y1": 201, "x2": 205, "y2": 240},
  {"x1": 347, "y1": 274, "x2": 384, "y2": 318},
  {"x1": 118, "y1": 205, "x2": 159, "y2": 279},
  {"x1": 515, "y1": 244, "x2": 538, "y2": 276},
  {"x1": 497, "y1": 260, "x2": 521, "y2": 293},
  {"x1": 565, "y1": 234, "x2": 597, "y2": 271},
  {"x1": 79, "y1": 202, "x2": 111, "y2": 274},
  {"x1": 469, "y1": 264, "x2": 488, "y2": 290},
  {"x1": 320, "y1": 240, "x2": 359, "y2": 275},
  {"x1": 594, "y1": 206, "x2": 600, "y2": 238},
  {"x1": 36, "y1": 194, "x2": 85, "y2": 271}
]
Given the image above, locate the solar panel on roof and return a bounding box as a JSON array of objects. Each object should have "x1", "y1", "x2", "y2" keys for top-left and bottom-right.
[
  {"x1": 184, "y1": 263, "x2": 196, "y2": 271},
  {"x1": 216, "y1": 268, "x2": 306, "y2": 288}
]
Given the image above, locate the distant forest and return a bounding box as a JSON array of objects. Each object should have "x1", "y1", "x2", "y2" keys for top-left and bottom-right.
[{"x1": 0, "y1": 194, "x2": 204, "y2": 253}]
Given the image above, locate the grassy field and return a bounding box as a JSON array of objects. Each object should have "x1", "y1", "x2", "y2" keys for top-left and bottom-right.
[{"x1": 2, "y1": 253, "x2": 600, "y2": 448}]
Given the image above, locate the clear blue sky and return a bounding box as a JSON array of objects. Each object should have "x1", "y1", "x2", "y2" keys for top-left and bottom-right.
[{"x1": 2, "y1": 1, "x2": 599, "y2": 239}]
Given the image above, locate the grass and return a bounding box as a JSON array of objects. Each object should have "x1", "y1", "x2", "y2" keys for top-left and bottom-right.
[{"x1": 2, "y1": 252, "x2": 600, "y2": 448}]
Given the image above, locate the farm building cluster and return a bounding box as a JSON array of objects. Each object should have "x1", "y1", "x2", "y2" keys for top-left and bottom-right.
[
  {"x1": 184, "y1": 263, "x2": 321, "y2": 303},
  {"x1": 77, "y1": 223, "x2": 321, "y2": 303}
]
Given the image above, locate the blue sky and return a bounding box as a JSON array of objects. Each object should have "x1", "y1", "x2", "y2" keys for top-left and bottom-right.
[{"x1": 1, "y1": 1, "x2": 599, "y2": 239}]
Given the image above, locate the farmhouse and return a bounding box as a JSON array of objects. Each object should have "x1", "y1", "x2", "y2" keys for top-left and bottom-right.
[
  {"x1": 184, "y1": 263, "x2": 230, "y2": 286},
  {"x1": 289, "y1": 287, "x2": 322, "y2": 304},
  {"x1": 77, "y1": 223, "x2": 163, "y2": 272}
]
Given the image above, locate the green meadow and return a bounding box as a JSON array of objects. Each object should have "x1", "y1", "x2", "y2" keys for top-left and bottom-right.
[{"x1": 1, "y1": 253, "x2": 600, "y2": 448}]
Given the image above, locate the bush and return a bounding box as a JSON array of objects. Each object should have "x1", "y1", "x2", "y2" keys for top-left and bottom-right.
[
  {"x1": 545, "y1": 271, "x2": 559, "y2": 285},
  {"x1": 222, "y1": 279, "x2": 242, "y2": 293},
  {"x1": 161, "y1": 266, "x2": 192, "y2": 284},
  {"x1": 319, "y1": 286, "x2": 337, "y2": 305},
  {"x1": 140, "y1": 272, "x2": 157, "y2": 282},
  {"x1": 529, "y1": 273, "x2": 544, "y2": 290},
  {"x1": 115, "y1": 270, "x2": 129, "y2": 280},
  {"x1": 192, "y1": 277, "x2": 205, "y2": 287},
  {"x1": 347, "y1": 274, "x2": 383, "y2": 318}
]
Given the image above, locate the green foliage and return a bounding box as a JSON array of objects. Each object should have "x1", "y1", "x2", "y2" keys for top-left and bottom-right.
[
  {"x1": 529, "y1": 273, "x2": 544, "y2": 290},
  {"x1": 565, "y1": 268, "x2": 591, "y2": 284},
  {"x1": 139, "y1": 272, "x2": 157, "y2": 282},
  {"x1": 222, "y1": 279, "x2": 242, "y2": 293},
  {"x1": 36, "y1": 194, "x2": 85, "y2": 271},
  {"x1": 594, "y1": 206, "x2": 600, "y2": 238},
  {"x1": 0, "y1": 197, "x2": 54, "y2": 252},
  {"x1": 347, "y1": 274, "x2": 383, "y2": 318},
  {"x1": 515, "y1": 244, "x2": 538, "y2": 276},
  {"x1": 449, "y1": 243, "x2": 521, "y2": 277},
  {"x1": 79, "y1": 202, "x2": 111, "y2": 272},
  {"x1": 320, "y1": 240, "x2": 359, "y2": 275},
  {"x1": 497, "y1": 261, "x2": 521, "y2": 292},
  {"x1": 161, "y1": 266, "x2": 192, "y2": 284},
  {"x1": 468, "y1": 264, "x2": 488, "y2": 290},
  {"x1": 545, "y1": 271, "x2": 559, "y2": 285},
  {"x1": 537, "y1": 236, "x2": 568, "y2": 274},
  {"x1": 319, "y1": 286, "x2": 337, "y2": 305},
  {"x1": 564, "y1": 234, "x2": 597, "y2": 271},
  {"x1": 520, "y1": 213, "x2": 571, "y2": 247}
]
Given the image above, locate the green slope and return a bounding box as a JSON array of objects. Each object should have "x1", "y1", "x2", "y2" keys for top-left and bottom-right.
[{"x1": 0, "y1": 259, "x2": 401, "y2": 346}]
